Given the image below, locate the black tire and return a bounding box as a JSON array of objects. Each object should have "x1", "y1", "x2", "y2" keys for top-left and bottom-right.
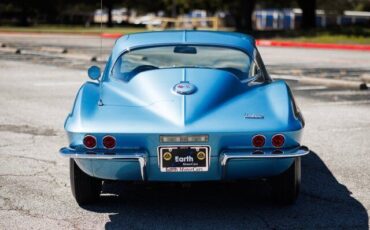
[
  {"x1": 271, "y1": 157, "x2": 301, "y2": 205},
  {"x1": 70, "y1": 159, "x2": 102, "y2": 205}
]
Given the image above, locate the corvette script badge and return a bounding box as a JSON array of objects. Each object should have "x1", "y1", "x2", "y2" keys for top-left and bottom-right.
[
  {"x1": 244, "y1": 113, "x2": 264, "y2": 119},
  {"x1": 173, "y1": 82, "x2": 197, "y2": 95}
]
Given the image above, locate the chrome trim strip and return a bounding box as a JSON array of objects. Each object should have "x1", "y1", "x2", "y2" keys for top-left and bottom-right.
[
  {"x1": 59, "y1": 147, "x2": 147, "y2": 180},
  {"x1": 220, "y1": 146, "x2": 309, "y2": 178}
]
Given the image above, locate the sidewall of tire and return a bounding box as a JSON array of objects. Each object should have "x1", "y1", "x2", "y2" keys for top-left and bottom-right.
[
  {"x1": 271, "y1": 157, "x2": 301, "y2": 205},
  {"x1": 70, "y1": 159, "x2": 102, "y2": 205}
]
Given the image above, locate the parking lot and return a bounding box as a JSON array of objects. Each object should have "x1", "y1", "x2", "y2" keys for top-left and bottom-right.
[{"x1": 0, "y1": 33, "x2": 369, "y2": 229}]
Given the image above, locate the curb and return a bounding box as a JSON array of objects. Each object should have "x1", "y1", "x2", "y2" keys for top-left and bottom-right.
[
  {"x1": 60, "y1": 53, "x2": 96, "y2": 61},
  {"x1": 2, "y1": 31, "x2": 368, "y2": 52},
  {"x1": 0, "y1": 47, "x2": 21, "y2": 54},
  {"x1": 300, "y1": 76, "x2": 368, "y2": 90},
  {"x1": 256, "y1": 40, "x2": 370, "y2": 52},
  {"x1": 18, "y1": 49, "x2": 96, "y2": 61},
  {"x1": 40, "y1": 46, "x2": 68, "y2": 54},
  {"x1": 361, "y1": 74, "x2": 370, "y2": 83},
  {"x1": 101, "y1": 33, "x2": 123, "y2": 39}
]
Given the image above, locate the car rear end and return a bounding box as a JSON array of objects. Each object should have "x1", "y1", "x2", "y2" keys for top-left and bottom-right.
[{"x1": 61, "y1": 129, "x2": 308, "y2": 182}]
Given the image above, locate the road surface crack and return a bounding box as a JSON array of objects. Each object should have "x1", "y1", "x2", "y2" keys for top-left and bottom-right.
[
  {"x1": 0, "y1": 194, "x2": 78, "y2": 228},
  {"x1": 0, "y1": 153, "x2": 57, "y2": 165},
  {"x1": 0, "y1": 124, "x2": 56, "y2": 136}
]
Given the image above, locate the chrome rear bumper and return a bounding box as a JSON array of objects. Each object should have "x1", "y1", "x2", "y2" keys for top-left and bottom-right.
[
  {"x1": 220, "y1": 146, "x2": 310, "y2": 165},
  {"x1": 220, "y1": 145, "x2": 309, "y2": 178},
  {"x1": 59, "y1": 147, "x2": 147, "y2": 180},
  {"x1": 59, "y1": 145, "x2": 309, "y2": 181}
]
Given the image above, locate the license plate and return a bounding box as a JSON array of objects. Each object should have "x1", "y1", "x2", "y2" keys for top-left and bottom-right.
[{"x1": 159, "y1": 146, "x2": 209, "y2": 172}]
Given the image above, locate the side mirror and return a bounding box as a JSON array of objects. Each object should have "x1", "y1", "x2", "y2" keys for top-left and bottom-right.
[{"x1": 88, "y1": 66, "x2": 101, "y2": 80}]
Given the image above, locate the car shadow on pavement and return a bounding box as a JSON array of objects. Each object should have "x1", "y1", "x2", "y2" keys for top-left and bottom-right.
[{"x1": 83, "y1": 151, "x2": 368, "y2": 229}]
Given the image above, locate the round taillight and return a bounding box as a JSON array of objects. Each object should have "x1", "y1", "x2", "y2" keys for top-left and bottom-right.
[
  {"x1": 103, "y1": 136, "x2": 116, "y2": 149},
  {"x1": 252, "y1": 135, "x2": 265, "y2": 148},
  {"x1": 272, "y1": 134, "x2": 285, "y2": 148},
  {"x1": 83, "y1": 135, "x2": 96, "y2": 149}
]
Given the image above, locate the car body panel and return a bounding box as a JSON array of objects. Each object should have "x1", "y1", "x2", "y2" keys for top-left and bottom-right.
[{"x1": 65, "y1": 78, "x2": 301, "y2": 134}]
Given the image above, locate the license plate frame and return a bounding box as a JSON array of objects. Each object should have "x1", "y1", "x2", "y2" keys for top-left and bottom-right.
[{"x1": 158, "y1": 146, "x2": 210, "y2": 172}]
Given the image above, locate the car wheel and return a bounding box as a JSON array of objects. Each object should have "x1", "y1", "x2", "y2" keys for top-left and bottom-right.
[
  {"x1": 70, "y1": 159, "x2": 102, "y2": 205},
  {"x1": 271, "y1": 157, "x2": 301, "y2": 205}
]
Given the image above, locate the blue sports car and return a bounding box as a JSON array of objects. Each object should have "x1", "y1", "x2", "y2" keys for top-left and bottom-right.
[{"x1": 60, "y1": 31, "x2": 309, "y2": 205}]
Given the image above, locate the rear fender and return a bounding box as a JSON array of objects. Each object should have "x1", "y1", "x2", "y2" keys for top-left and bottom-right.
[{"x1": 64, "y1": 82, "x2": 100, "y2": 133}]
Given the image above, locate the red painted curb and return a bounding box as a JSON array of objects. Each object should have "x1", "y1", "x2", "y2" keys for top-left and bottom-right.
[
  {"x1": 256, "y1": 39, "x2": 370, "y2": 51},
  {"x1": 101, "y1": 33, "x2": 123, "y2": 39}
]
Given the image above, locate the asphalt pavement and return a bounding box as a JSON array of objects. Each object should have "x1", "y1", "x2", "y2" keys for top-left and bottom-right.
[{"x1": 0, "y1": 33, "x2": 369, "y2": 229}]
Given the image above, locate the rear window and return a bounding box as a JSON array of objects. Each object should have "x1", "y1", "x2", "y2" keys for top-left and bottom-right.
[{"x1": 112, "y1": 45, "x2": 251, "y2": 81}]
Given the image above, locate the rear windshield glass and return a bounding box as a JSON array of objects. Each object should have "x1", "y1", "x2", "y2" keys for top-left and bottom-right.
[{"x1": 112, "y1": 45, "x2": 251, "y2": 81}]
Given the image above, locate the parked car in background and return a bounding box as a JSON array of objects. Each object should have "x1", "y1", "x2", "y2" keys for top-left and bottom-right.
[
  {"x1": 93, "y1": 8, "x2": 129, "y2": 24},
  {"x1": 132, "y1": 13, "x2": 162, "y2": 26}
]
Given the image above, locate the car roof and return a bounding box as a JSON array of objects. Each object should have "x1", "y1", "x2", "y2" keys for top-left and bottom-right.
[{"x1": 110, "y1": 30, "x2": 256, "y2": 65}]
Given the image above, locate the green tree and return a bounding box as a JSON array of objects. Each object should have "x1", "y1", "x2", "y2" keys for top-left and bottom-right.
[{"x1": 318, "y1": 0, "x2": 370, "y2": 13}]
